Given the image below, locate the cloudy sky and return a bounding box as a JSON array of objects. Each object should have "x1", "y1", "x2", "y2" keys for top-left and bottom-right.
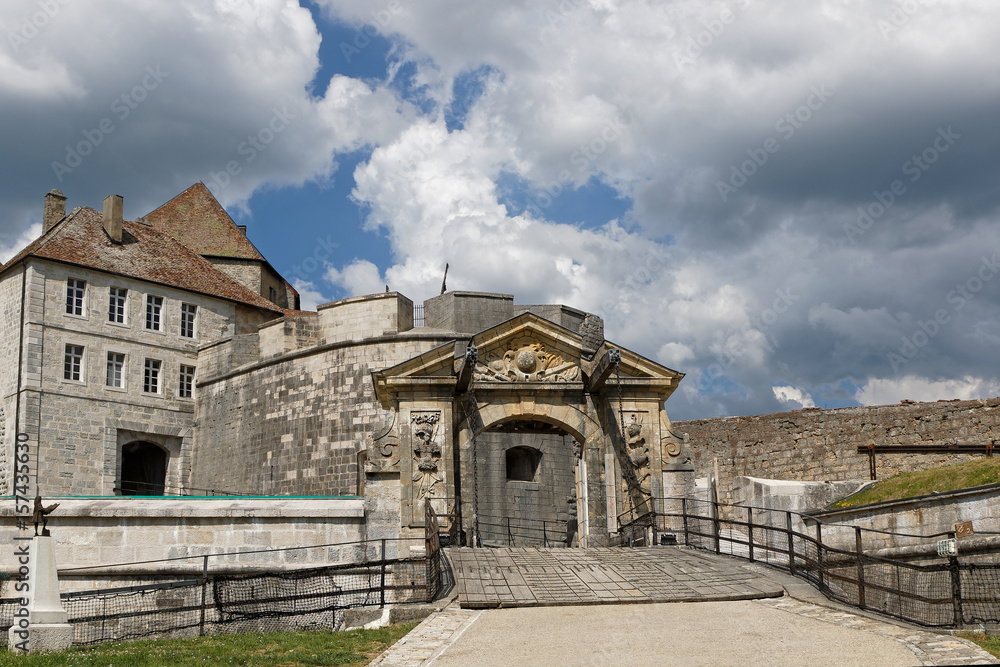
[{"x1": 2, "y1": 0, "x2": 999, "y2": 420}]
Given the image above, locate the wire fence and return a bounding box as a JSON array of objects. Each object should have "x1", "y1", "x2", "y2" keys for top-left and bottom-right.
[
  {"x1": 1, "y1": 501, "x2": 445, "y2": 646},
  {"x1": 617, "y1": 497, "x2": 1000, "y2": 628}
]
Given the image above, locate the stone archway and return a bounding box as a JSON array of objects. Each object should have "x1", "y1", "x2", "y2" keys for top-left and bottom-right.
[{"x1": 457, "y1": 394, "x2": 607, "y2": 547}]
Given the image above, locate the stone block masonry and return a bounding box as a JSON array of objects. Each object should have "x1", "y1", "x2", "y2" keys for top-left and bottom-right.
[
  {"x1": 676, "y1": 397, "x2": 1000, "y2": 505},
  {"x1": 194, "y1": 331, "x2": 456, "y2": 497}
]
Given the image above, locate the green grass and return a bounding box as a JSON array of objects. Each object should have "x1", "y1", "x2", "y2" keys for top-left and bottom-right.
[
  {"x1": 0, "y1": 623, "x2": 417, "y2": 667},
  {"x1": 957, "y1": 632, "x2": 1000, "y2": 658},
  {"x1": 829, "y1": 456, "x2": 1000, "y2": 510}
]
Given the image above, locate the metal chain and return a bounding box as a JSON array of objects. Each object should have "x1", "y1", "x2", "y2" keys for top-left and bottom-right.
[
  {"x1": 469, "y1": 381, "x2": 481, "y2": 547},
  {"x1": 612, "y1": 351, "x2": 640, "y2": 518},
  {"x1": 461, "y1": 345, "x2": 482, "y2": 547}
]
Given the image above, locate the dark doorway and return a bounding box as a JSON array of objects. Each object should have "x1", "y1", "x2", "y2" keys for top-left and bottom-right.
[
  {"x1": 120, "y1": 441, "x2": 168, "y2": 495},
  {"x1": 476, "y1": 420, "x2": 579, "y2": 547}
]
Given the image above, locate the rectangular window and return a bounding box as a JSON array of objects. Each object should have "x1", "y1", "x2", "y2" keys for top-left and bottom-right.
[
  {"x1": 143, "y1": 358, "x2": 161, "y2": 394},
  {"x1": 269, "y1": 287, "x2": 277, "y2": 303},
  {"x1": 145, "y1": 295, "x2": 163, "y2": 331},
  {"x1": 66, "y1": 279, "x2": 86, "y2": 316},
  {"x1": 64, "y1": 344, "x2": 84, "y2": 381},
  {"x1": 108, "y1": 287, "x2": 127, "y2": 324},
  {"x1": 179, "y1": 364, "x2": 196, "y2": 399},
  {"x1": 106, "y1": 352, "x2": 125, "y2": 388},
  {"x1": 180, "y1": 303, "x2": 197, "y2": 338}
]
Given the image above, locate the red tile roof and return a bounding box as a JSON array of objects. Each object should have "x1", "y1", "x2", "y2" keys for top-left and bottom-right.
[
  {"x1": 142, "y1": 182, "x2": 266, "y2": 260},
  {"x1": 1, "y1": 207, "x2": 284, "y2": 313}
]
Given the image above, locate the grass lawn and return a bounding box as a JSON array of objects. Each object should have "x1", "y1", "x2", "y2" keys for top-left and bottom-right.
[
  {"x1": 829, "y1": 456, "x2": 1000, "y2": 510},
  {"x1": 957, "y1": 632, "x2": 1000, "y2": 659},
  {"x1": 0, "y1": 623, "x2": 416, "y2": 667}
]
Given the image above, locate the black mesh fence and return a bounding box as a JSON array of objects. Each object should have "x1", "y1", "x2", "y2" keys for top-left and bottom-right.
[
  {"x1": 1, "y1": 501, "x2": 446, "y2": 647},
  {"x1": 619, "y1": 497, "x2": 1000, "y2": 628}
]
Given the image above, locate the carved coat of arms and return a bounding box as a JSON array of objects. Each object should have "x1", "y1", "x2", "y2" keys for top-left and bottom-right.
[{"x1": 474, "y1": 337, "x2": 580, "y2": 382}]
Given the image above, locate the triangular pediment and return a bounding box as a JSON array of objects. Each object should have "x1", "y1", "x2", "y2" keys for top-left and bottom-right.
[{"x1": 469, "y1": 312, "x2": 585, "y2": 384}]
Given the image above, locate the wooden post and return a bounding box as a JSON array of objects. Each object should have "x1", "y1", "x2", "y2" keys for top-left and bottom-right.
[
  {"x1": 949, "y1": 555, "x2": 964, "y2": 626},
  {"x1": 786, "y1": 512, "x2": 795, "y2": 576},
  {"x1": 816, "y1": 522, "x2": 824, "y2": 592},
  {"x1": 380, "y1": 539, "x2": 387, "y2": 608},
  {"x1": 199, "y1": 555, "x2": 208, "y2": 636},
  {"x1": 681, "y1": 497, "x2": 690, "y2": 547},
  {"x1": 855, "y1": 526, "x2": 866, "y2": 609}
]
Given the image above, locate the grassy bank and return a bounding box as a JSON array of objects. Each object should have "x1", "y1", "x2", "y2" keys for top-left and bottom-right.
[
  {"x1": 957, "y1": 632, "x2": 1000, "y2": 658},
  {"x1": 0, "y1": 623, "x2": 416, "y2": 667},
  {"x1": 830, "y1": 455, "x2": 1000, "y2": 510}
]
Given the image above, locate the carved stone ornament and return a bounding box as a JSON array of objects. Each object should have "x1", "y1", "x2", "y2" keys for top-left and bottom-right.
[
  {"x1": 473, "y1": 337, "x2": 580, "y2": 383},
  {"x1": 411, "y1": 413, "x2": 442, "y2": 502},
  {"x1": 365, "y1": 408, "x2": 400, "y2": 473},
  {"x1": 624, "y1": 414, "x2": 651, "y2": 496},
  {"x1": 660, "y1": 410, "x2": 693, "y2": 470}
]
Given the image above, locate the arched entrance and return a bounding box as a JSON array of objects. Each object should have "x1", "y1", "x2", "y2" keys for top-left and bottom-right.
[
  {"x1": 119, "y1": 441, "x2": 168, "y2": 495},
  {"x1": 475, "y1": 420, "x2": 580, "y2": 547},
  {"x1": 369, "y1": 310, "x2": 688, "y2": 547}
]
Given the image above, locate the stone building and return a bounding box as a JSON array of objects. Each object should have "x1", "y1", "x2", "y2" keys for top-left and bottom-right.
[
  {"x1": 0, "y1": 187, "x2": 290, "y2": 497},
  {"x1": 1, "y1": 184, "x2": 692, "y2": 552}
]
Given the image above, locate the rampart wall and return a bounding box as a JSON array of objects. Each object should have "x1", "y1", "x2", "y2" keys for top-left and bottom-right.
[{"x1": 675, "y1": 397, "x2": 1000, "y2": 505}]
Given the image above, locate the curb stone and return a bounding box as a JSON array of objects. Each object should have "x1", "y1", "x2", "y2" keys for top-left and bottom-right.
[{"x1": 757, "y1": 597, "x2": 999, "y2": 666}]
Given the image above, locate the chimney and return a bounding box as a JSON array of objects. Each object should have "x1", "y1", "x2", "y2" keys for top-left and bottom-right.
[
  {"x1": 43, "y1": 190, "x2": 67, "y2": 234},
  {"x1": 237, "y1": 225, "x2": 247, "y2": 236},
  {"x1": 103, "y1": 194, "x2": 123, "y2": 243}
]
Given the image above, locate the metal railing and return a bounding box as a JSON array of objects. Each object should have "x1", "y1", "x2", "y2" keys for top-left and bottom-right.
[
  {"x1": 478, "y1": 514, "x2": 575, "y2": 548},
  {"x1": 618, "y1": 497, "x2": 1000, "y2": 628},
  {"x1": 1, "y1": 501, "x2": 444, "y2": 647},
  {"x1": 113, "y1": 480, "x2": 270, "y2": 497}
]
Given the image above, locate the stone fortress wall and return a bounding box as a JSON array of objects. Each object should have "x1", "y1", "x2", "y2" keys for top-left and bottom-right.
[
  {"x1": 192, "y1": 291, "x2": 607, "y2": 542},
  {"x1": 675, "y1": 397, "x2": 1000, "y2": 506}
]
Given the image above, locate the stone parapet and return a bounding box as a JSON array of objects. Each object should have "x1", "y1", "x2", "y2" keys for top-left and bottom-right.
[
  {"x1": 677, "y1": 397, "x2": 1000, "y2": 505},
  {"x1": 318, "y1": 292, "x2": 414, "y2": 343},
  {"x1": 0, "y1": 497, "x2": 366, "y2": 575}
]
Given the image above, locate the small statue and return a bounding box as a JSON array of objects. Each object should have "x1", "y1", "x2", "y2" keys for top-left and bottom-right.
[{"x1": 32, "y1": 494, "x2": 59, "y2": 537}]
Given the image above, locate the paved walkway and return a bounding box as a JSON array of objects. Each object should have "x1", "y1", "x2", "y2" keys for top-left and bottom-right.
[
  {"x1": 371, "y1": 598, "x2": 997, "y2": 666},
  {"x1": 450, "y1": 546, "x2": 785, "y2": 608},
  {"x1": 370, "y1": 547, "x2": 999, "y2": 666}
]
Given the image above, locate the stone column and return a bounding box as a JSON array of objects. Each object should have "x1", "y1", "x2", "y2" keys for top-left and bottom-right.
[{"x1": 8, "y1": 536, "x2": 73, "y2": 653}]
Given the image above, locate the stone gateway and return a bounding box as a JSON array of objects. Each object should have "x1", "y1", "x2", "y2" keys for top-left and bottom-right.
[{"x1": 0, "y1": 185, "x2": 690, "y2": 553}]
